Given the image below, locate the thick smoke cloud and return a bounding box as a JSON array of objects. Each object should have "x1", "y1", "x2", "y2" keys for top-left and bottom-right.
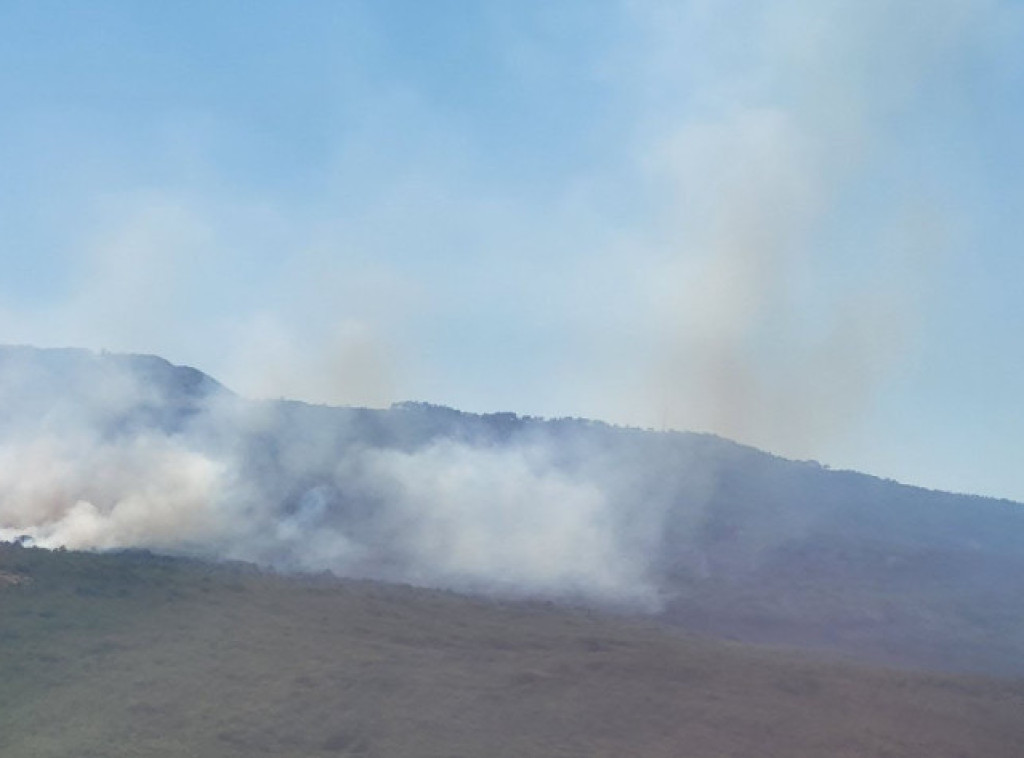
[
  {"x1": 0, "y1": 434, "x2": 225, "y2": 550},
  {"x1": 0, "y1": 349, "x2": 670, "y2": 609},
  {"x1": 5, "y1": 3, "x2": 1019, "y2": 600}
]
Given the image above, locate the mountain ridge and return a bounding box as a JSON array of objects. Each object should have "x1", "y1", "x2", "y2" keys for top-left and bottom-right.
[
  {"x1": 6, "y1": 344, "x2": 1014, "y2": 504},
  {"x1": 1, "y1": 344, "x2": 1022, "y2": 676}
]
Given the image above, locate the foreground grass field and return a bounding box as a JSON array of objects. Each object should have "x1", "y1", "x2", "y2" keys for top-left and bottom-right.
[{"x1": 2, "y1": 543, "x2": 1023, "y2": 757}]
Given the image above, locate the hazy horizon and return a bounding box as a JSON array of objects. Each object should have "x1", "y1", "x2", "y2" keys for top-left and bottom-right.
[{"x1": 3, "y1": 2, "x2": 1023, "y2": 501}]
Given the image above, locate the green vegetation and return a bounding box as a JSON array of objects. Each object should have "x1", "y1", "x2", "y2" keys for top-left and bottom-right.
[{"x1": 2, "y1": 543, "x2": 1023, "y2": 757}]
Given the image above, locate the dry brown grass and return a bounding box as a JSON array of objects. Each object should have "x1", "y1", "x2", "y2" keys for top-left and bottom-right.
[{"x1": 2, "y1": 546, "x2": 1023, "y2": 757}]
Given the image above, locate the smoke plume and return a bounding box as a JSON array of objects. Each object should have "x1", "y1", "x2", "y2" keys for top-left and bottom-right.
[
  {"x1": 0, "y1": 348, "x2": 673, "y2": 609},
  {"x1": 634, "y1": 0, "x2": 979, "y2": 458}
]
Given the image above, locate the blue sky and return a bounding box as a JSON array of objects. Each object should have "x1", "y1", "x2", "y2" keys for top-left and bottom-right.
[{"x1": 2, "y1": 0, "x2": 1024, "y2": 501}]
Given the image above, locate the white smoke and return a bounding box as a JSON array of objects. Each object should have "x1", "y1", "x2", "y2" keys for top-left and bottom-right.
[
  {"x1": 7, "y1": 2, "x2": 1013, "y2": 598},
  {"x1": 0, "y1": 433, "x2": 226, "y2": 550},
  {"x1": 0, "y1": 350, "x2": 665, "y2": 608},
  {"x1": 352, "y1": 441, "x2": 651, "y2": 603}
]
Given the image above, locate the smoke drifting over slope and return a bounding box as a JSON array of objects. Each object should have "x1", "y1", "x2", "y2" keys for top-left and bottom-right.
[
  {"x1": 0, "y1": 434, "x2": 224, "y2": 551},
  {"x1": 5, "y1": 347, "x2": 1024, "y2": 677},
  {"x1": 0, "y1": 348, "x2": 669, "y2": 607}
]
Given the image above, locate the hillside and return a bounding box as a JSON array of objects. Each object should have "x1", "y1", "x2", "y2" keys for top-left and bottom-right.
[
  {"x1": 1, "y1": 345, "x2": 1023, "y2": 676},
  {"x1": 2, "y1": 543, "x2": 1023, "y2": 758}
]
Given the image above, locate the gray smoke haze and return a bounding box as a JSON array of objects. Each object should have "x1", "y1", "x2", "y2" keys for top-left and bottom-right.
[
  {"x1": 0, "y1": 348, "x2": 683, "y2": 609},
  {"x1": 4, "y1": 343, "x2": 1021, "y2": 639},
  {"x1": 633, "y1": 0, "x2": 978, "y2": 457},
  {"x1": 3, "y1": 3, "x2": 1017, "y2": 607}
]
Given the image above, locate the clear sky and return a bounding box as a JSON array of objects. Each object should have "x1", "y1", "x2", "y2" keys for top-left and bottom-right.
[{"x1": 2, "y1": 0, "x2": 1023, "y2": 501}]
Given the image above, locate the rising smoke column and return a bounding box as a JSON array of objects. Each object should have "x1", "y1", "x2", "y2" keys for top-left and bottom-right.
[
  {"x1": 635, "y1": 0, "x2": 978, "y2": 458},
  {"x1": 0, "y1": 348, "x2": 670, "y2": 608}
]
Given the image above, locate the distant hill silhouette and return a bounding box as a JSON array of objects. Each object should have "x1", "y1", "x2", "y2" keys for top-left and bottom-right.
[
  {"x1": 0, "y1": 344, "x2": 227, "y2": 434},
  {"x1": 1, "y1": 344, "x2": 1022, "y2": 676}
]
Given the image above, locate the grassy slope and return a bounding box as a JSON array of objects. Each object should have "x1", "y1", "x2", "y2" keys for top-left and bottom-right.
[{"x1": 1, "y1": 545, "x2": 1023, "y2": 758}]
